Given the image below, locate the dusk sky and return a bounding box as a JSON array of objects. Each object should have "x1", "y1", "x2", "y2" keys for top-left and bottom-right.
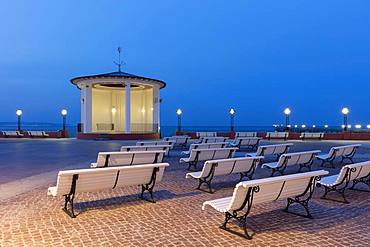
[{"x1": 0, "y1": 0, "x2": 369, "y2": 127}]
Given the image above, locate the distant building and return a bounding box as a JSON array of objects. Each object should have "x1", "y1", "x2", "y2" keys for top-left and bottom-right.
[{"x1": 70, "y1": 70, "x2": 166, "y2": 138}]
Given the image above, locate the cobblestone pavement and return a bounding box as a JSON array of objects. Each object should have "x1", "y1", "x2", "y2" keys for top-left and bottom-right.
[{"x1": 0, "y1": 140, "x2": 369, "y2": 246}]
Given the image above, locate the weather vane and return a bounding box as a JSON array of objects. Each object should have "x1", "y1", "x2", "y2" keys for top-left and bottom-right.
[{"x1": 113, "y1": 46, "x2": 125, "y2": 72}]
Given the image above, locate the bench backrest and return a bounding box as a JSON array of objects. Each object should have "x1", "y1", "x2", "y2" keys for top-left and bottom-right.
[
  {"x1": 277, "y1": 150, "x2": 321, "y2": 167},
  {"x1": 136, "y1": 140, "x2": 174, "y2": 148},
  {"x1": 95, "y1": 151, "x2": 165, "y2": 168},
  {"x1": 226, "y1": 170, "x2": 328, "y2": 211},
  {"x1": 52, "y1": 163, "x2": 169, "y2": 196},
  {"x1": 187, "y1": 142, "x2": 228, "y2": 153},
  {"x1": 256, "y1": 143, "x2": 293, "y2": 156},
  {"x1": 196, "y1": 132, "x2": 217, "y2": 138},
  {"x1": 3, "y1": 131, "x2": 19, "y2": 135},
  {"x1": 120, "y1": 145, "x2": 171, "y2": 154},
  {"x1": 300, "y1": 132, "x2": 324, "y2": 138},
  {"x1": 200, "y1": 156, "x2": 264, "y2": 177},
  {"x1": 200, "y1": 137, "x2": 228, "y2": 143},
  {"x1": 333, "y1": 161, "x2": 370, "y2": 185},
  {"x1": 235, "y1": 132, "x2": 257, "y2": 137},
  {"x1": 327, "y1": 144, "x2": 361, "y2": 158},
  {"x1": 266, "y1": 132, "x2": 289, "y2": 138},
  {"x1": 163, "y1": 136, "x2": 190, "y2": 144},
  {"x1": 28, "y1": 131, "x2": 45, "y2": 136},
  {"x1": 234, "y1": 137, "x2": 261, "y2": 146},
  {"x1": 187, "y1": 148, "x2": 237, "y2": 163}
]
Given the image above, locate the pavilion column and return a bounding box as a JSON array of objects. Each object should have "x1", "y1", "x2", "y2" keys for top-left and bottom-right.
[
  {"x1": 153, "y1": 85, "x2": 160, "y2": 132},
  {"x1": 82, "y1": 82, "x2": 92, "y2": 133},
  {"x1": 125, "y1": 81, "x2": 131, "y2": 133}
]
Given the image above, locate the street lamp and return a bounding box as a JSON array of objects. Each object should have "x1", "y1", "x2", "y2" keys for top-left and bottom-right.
[
  {"x1": 341, "y1": 107, "x2": 349, "y2": 131},
  {"x1": 176, "y1": 108, "x2": 182, "y2": 131},
  {"x1": 16, "y1": 109, "x2": 22, "y2": 131},
  {"x1": 284, "y1": 108, "x2": 291, "y2": 131},
  {"x1": 61, "y1": 109, "x2": 68, "y2": 131},
  {"x1": 229, "y1": 108, "x2": 235, "y2": 132}
]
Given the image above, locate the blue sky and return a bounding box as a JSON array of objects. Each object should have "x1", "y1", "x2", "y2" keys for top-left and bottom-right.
[{"x1": 0, "y1": 0, "x2": 369, "y2": 126}]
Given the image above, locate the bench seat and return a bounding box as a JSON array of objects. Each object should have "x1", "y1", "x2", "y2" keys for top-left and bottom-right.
[
  {"x1": 318, "y1": 161, "x2": 370, "y2": 203},
  {"x1": 230, "y1": 137, "x2": 261, "y2": 150},
  {"x1": 137, "y1": 140, "x2": 174, "y2": 149},
  {"x1": 91, "y1": 151, "x2": 165, "y2": 168},
  {"x1": 48, "y1": 163, "x2": 169, "y2": 218},
  {"x1": 180, "y1": 148, "x2": 237, "y2": 171},
  {"x1": 262, "y1": 150, "x2": 321, "y2": 176},
  {"x1": 202, "y1": 170, "x2": 329, "y2": 239},
  {"x1": 198, "y1": 136, "x2": 228, "y2": 144},
  {"x1": 186, "y1": 156, "x2": 263, "y2": 193},
  {"x1": 120, "y1": 145, "x2": 171, "y2": 156},
  {"x1": 246, "y1": 143, "x2": 293, "y2": 159},
  {"x1": 317, "y1": 144, "x2": 361, "y2": 167},
  {"x1": 181, "y1": 142, "x2": 228, "y2": 155},
  {"x1": 163, "y1": 136, "x2": 190, "y2": 148}
]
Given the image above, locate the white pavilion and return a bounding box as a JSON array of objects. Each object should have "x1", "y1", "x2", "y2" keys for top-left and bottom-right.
[{"x1": 71, "y1": 69, "x2": 166, "y2": 138}]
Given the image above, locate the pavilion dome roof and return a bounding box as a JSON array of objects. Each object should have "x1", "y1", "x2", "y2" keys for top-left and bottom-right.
[{"x1": 70, "y1": 70, "x2": 166, "y2": 89}]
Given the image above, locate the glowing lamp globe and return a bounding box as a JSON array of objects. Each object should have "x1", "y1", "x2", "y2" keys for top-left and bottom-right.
[
  {"x1": 16, "y1": 109, "x2": 22, "y2": 116},
  {"x1": 341, "y1": 107, "x2": 349, "y2": 115},
  {"x1": 284, "y1": 108, "x2": 291, "y2": 115},
  {"x1": 229, "y1": 108, "x2": 235, "y2": 115},
  {"x1": 176, "y1": 109, "x2": 182, "y2": 116}
]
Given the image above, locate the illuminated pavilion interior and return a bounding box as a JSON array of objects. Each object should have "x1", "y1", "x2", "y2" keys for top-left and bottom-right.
[{"x1": 70, "y1": 70, "x2": 166, "y2": 135}]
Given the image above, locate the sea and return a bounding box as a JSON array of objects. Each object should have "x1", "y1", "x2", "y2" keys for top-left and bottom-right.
[
  {"x1": 0, "y1": 122, "x2": 349, "y2": 138},
  {"x1": 0, "y1": 122, "x2": 276, "y2": 138}
]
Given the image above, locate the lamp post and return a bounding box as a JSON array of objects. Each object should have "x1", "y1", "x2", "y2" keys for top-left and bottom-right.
[
  {"x1": 61, "y1": 109, "x2": 68, "y2": 131},
  {"x1": 176, "y1": 108, "x2": 182, "y2": 131},
  {"x1": 342, "y1": 107, "x2": 349, "y2": 131},
  {"x1": 229, "y1": 108, "x2": 235, "y2": 132},
  {"x1": 284, "y1": 108, "x2": 291, "y2": 131},
  {"x1": 16, "y1": 109, "x2": 22, "y2": 131}
]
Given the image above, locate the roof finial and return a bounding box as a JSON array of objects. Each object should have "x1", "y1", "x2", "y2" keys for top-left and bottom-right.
[{"x1": 113, "y1": 46, "x2": 124, "y2": 72}]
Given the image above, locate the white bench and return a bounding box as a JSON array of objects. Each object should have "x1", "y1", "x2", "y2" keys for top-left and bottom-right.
[
  {"x1": 91, "y1": 151, "x2": 165, "y2": 168},
  {"x1": 317, "y1": 144, "x2": 361, "y2": 167},
  {"x1": 27, "y1": 131, "x2": 49, "y2": 138},
  {"x1": 186, "y1": 156, "x2": 263, "y2": 193},
  {"x1": 262, "y1": 150, "x2": 321, "y2": 176},
  {"x1": 136, "y1": 140, "x2": 174, "y2": 149},
  {"x1": 196, "y1": 132, "x2": 217, "y2": 138},
  {"x1": 181, "y1": 142, "x2": 228, "y2": 155},
  {"x1": 235, "y1": 132, "x2": 257, "y2": 138},
  {"x1": 300, "y1": 132, "x2": 324, "y2": 140},
  {"x1": 202, "y1": 170, "x2": 328, "y2": 239},
  {"x1": 318, "y1": 161, "x2": 370, "y2": 203},
  {"x1": 180, "y1": 148, "x2": 238, "y2": 171},
  {"x1": 48, "y1": 163, "x2": 169, "y2": 218},
  {"x1": 198, "y1": 136, "x2": 228, "y2": 144},
  {"x1": 163, "y1": 136, "x2": 190, "y2": 148},
  {"x1": 2, "y1": 131, "x2": 24, "y2": 137},
  {"x1": 230, "y1": 137, "x2": 261, "y2": 150},
  {"x1": 120, "y1": 145, "x2": 171, "y2": 156},
  {"x1": 245, "y1": 143, "x2": 293, "y2": 159},
  {"x1": 266, "y1": 132, "x2": 289, "y2": 140}
]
